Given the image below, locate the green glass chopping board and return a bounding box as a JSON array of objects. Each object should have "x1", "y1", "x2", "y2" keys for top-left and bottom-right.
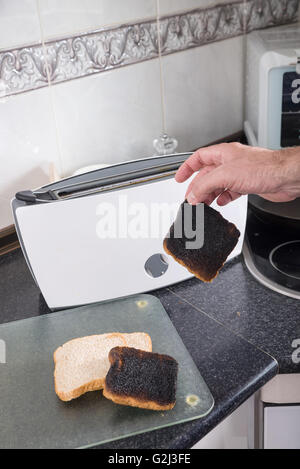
[{"x1": 0, "y1": 294, "x2": 214, "y2": 448}]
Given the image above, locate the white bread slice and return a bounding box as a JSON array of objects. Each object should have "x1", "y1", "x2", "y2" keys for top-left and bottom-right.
[{"x1": 54, "y1": 332, "x2": 152, "y2": 402}]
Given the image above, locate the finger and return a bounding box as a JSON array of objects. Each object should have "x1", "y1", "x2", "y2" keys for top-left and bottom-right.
[
  {"x1": 202, "y1": 190, "x2": 223, "y2": 206},
  {"x1": 216, "y1": 190, "x2": 241, "y2": 206},
  {"x1": 184, "y1": 165, "x2": 215, "y2": 199},
  {"x1": 175, "y1": 144, "x2": 226, "y2": 183},
  {"x1": 185, "y1": 167, "x2": 228, "y2": 205}
]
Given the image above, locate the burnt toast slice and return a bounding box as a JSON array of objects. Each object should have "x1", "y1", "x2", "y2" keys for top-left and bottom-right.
[
  {"x1": 163, "y1": 201, "x2": 240, "y2": 282},
  {"x1": 103, "y1": 347, "x2": 178, "y2": 411}
]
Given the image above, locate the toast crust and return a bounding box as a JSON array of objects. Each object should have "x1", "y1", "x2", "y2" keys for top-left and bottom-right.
[
  {"x1": 163, "y1": 238, "x2": 221, "y2": 282},
  {"x1": 54, "y1": 377, "x2": 106, "y2": 402},
  {"x1": 124, "y1": 332, "x2": 152, "y2": 352},
  {"x1": 54, "y1": 332, "x2": 152, "y2": 402},
  {"x1": 53, "y1": 332, "x2": 127, "y2": 362},
  {"x1": 102, "y1": 388, "x2": 175, "y2": 411}
]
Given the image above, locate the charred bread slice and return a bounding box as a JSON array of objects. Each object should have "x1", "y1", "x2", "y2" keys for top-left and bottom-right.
[
  {"x1": 103, "y1": 347, "x2": 178, "y2": 411},
  {"x1": 163, "y1": 201, "x2": 240, "y2": 282}
]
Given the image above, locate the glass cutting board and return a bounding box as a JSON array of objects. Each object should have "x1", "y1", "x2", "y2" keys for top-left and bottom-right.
[{"x1": 0, "y1": 294, "x2": 214, "y2": 448}]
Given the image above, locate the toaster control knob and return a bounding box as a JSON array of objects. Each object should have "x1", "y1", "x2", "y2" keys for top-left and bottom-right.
[{"x1": 145, "y1": 254, "x2": 169, "y2": 278}]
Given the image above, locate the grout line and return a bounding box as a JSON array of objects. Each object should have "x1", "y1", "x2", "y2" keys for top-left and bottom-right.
[
  {"x1": 241, "y1": 0, "x2": 247, "y2": 124},
  {"x1": 156, "y1": 0, "x2": 167, "y2": 135},
  {"x1": 41, "y1": 17, "x2": 159, "y2": 44},
  {"x1": 165, "y1": 286, "x2": 280, "y2": 370},
  {"x1": 0, "y1": 0, "x2": 299, "y2": 99},
  {"x1": 35, "y1": 0, "x2": 65, "y2": 177}
]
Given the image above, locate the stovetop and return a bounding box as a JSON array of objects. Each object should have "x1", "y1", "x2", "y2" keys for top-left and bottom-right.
[{"x1": 244, "y1": 202, "x2": 300, "y2": 298}]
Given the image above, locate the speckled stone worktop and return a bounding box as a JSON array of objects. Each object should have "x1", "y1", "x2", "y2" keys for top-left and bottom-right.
[{"x1": 1, "y1": 248, "x2": 299, "y2": 448}]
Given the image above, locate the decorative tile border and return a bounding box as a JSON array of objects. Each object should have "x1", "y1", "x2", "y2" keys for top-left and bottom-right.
[{"x1": 0, "y1": 0, "x2": 299, "y2": 97}]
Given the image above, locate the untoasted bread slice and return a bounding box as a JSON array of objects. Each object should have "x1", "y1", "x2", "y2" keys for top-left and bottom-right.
[
  {"x1": 164, "y1": 201, "x2": 240, "y2": 282},
  {"x1": 103, "y1": 347, "x2": 178, "y2": 411},
  {"x1": 54, "y1": 332, "x2": 152, "y2": 402}
]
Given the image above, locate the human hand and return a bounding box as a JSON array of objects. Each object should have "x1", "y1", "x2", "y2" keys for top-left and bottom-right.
[{"x1": 175, "y1": 142, "x2": 300, "y2": 206}]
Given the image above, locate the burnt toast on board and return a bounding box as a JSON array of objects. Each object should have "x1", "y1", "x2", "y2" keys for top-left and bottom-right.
[{"x1": 103, "y1": 347, "x2": 178, "y2": 411}]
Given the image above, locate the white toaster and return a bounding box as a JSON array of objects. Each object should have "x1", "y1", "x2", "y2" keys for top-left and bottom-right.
[{"x1": 12, "y1": 154, "x2": 247, "y2": 310}]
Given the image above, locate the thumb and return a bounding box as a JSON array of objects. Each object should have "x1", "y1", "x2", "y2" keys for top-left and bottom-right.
[{"x1": 186, "y1": 167, "x2": 230, "y2": 205}]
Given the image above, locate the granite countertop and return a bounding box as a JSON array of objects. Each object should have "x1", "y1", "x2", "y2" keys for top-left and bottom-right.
[{"x1": 0, "y1": 248, "x2": 299, "y2": 449}]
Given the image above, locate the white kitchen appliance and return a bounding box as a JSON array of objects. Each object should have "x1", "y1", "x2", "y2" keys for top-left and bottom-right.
[
  {"x1": 12, "y1": 153, "x2": 247, "y2": 310},
  {"x1": 257, "y1": 374, "x2": 300, "y2": 449},
  {"x1": 245, "y1": 24, "x2": 300, "y2": 149},
  {"x1": 244, "y1": 24, "x2": 300, "y2": 300}
]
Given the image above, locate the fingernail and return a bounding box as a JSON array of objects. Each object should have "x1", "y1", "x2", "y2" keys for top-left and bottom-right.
[{"x1": 187, "y1": 191, "x2": 196, "y2": 204}]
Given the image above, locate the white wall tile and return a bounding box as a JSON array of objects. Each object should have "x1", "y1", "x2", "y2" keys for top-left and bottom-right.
[
  {"x1": 38, "y1": 0, "x2": 157, "y2": 41},
  {"x1": 158, "y1": 0, "x2": 232, "y2": 16},
  {"x1": 0, "y1": 0, "x2": 41, "y2": 50},
  {"x1": 161, "y1": 36, "x2": 244, "y2": 152},
  {"x1": 0, "y1": 88, "x2": 61, "y2": 229},
  {"x1": 51, "y1": 59, "x2": 163, "y2": 176}
]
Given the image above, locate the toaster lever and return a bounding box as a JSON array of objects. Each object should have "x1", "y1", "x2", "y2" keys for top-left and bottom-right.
[
  {"x1": 15, "y1": 190, "x2": 37, "y2": 203},
  {"x1": 15, "y1": 190, "x2": 57, "y2": 203}
]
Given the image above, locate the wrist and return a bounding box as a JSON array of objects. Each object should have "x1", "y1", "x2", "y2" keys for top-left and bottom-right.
[{"x1": 275, "y1": 147, "x2": 300, "y2": 196}]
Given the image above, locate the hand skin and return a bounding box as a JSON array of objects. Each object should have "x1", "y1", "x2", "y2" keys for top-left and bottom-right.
[{"x1": 175, "y1": 142, "x2": 300, "y2": 206}]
